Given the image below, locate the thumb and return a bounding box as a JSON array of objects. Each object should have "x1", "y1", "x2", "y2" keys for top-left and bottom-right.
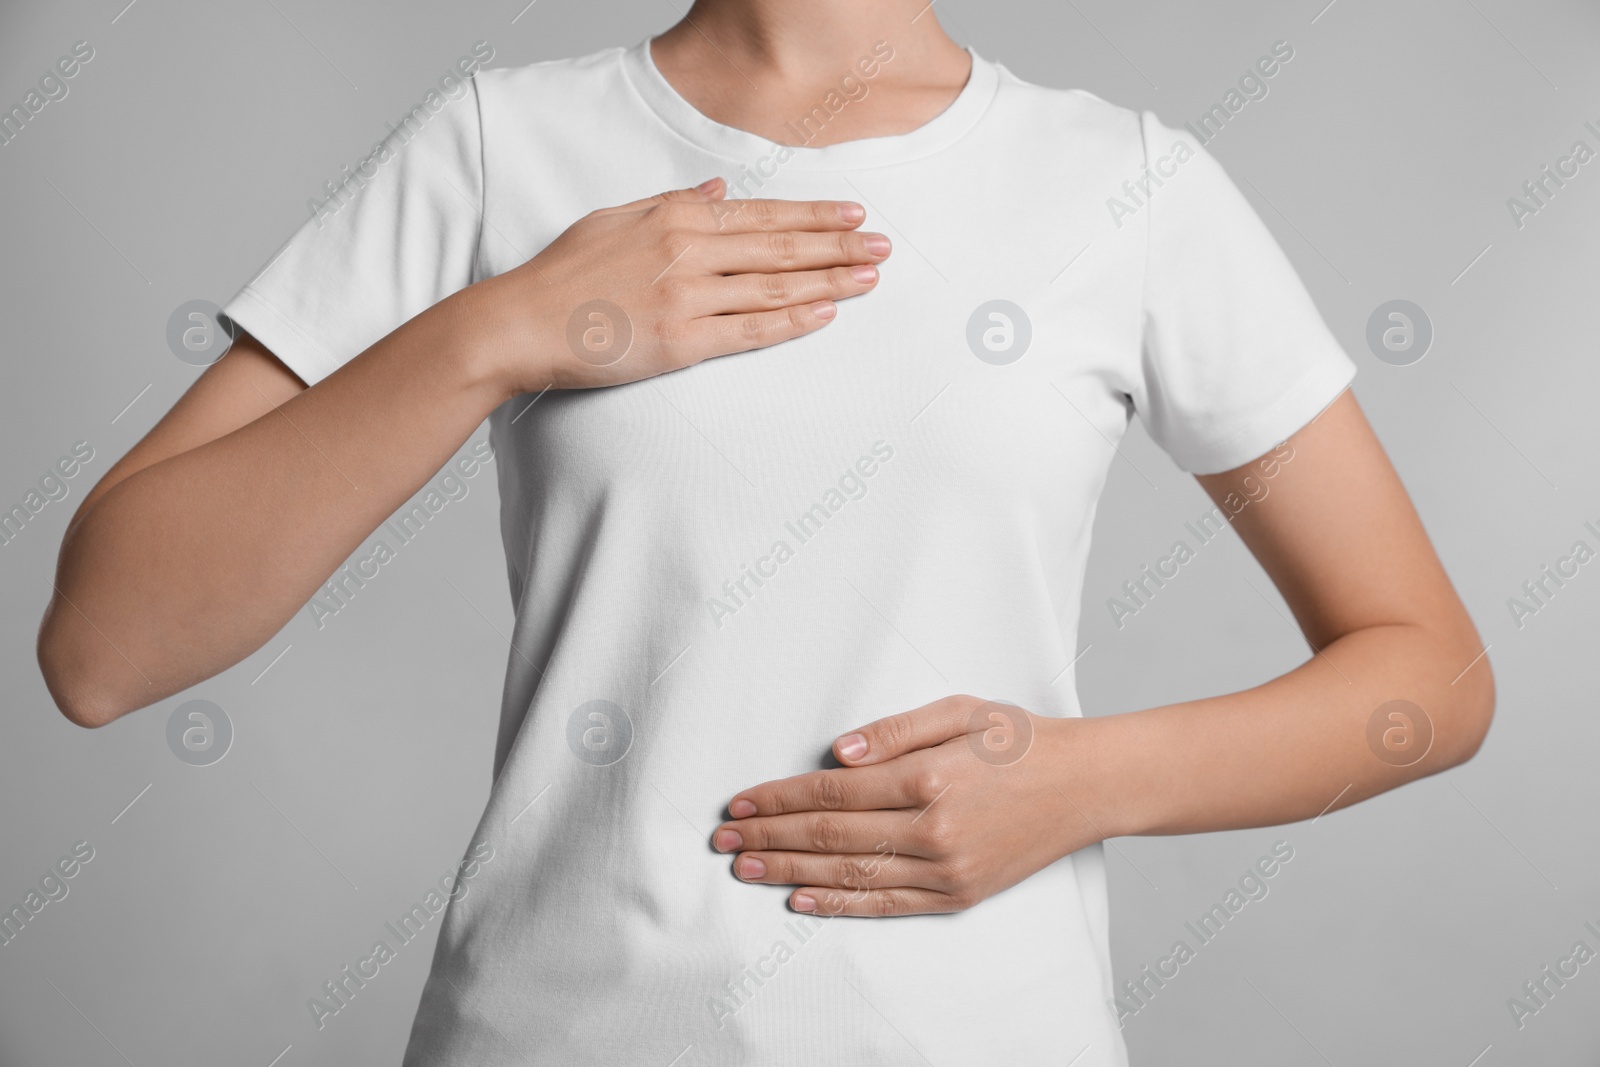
[
  {"x1": 600, "y1": 177, "x2": 726, "y2": 218},
  {"x1": 656, "y1": 176, "x2": 725, "y2": 203},
  {"x1": 833, "y1": 694, "x2": 992, "y2": 766}
]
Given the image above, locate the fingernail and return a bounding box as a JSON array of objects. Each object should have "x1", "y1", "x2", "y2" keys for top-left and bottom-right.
[
  {"x1": 793, "y1": 893, "x2": 816, "y2": 913},
  {"x1": 695, "y1": 177, "x2": 721, "y2": 193},
  {"x1": 838, "y1": 202, "x2": 865, "y2": 223},
  {"x1": 729, "y1": 798, "x2": 757, "y2": 818},
  {"x1": 811, "y1": 301, "x2": 837, "y2": 321},
  {"x1": 863, "y1": 234, "x2": 891, "y2": 257},
  {"x1": 737, "y1": 856, "x2": 766, "y2": 879},
  {"x1": 837, "y1": 733, "x2": 868, "y2": 761},
  {"x1": 850, "y1": 265, "x2": 877, "y2": 284},
  {"x1": 714, "y1": 829, "x2": 742, "y2": 852}
]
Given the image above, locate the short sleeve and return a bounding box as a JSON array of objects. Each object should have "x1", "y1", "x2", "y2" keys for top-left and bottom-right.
[
  {"x1": 1133, "y1": 110, "x2": 1356, "y2": 475},
  {"x1": 219, "y1": 78, "x2": 485, "y2": 387}
]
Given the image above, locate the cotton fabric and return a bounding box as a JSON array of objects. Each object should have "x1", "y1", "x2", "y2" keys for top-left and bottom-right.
[{"x1": 222, "y1": 38, "x2": 1356, "y2": 1066}]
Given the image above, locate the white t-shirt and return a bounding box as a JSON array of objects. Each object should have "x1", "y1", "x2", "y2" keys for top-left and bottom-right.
[{"x1": 223, "y1": 38, "x2": 1356, "y2": 1067}]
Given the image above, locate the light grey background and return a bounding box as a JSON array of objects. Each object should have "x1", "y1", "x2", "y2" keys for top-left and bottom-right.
[{"x1": 2, "y1": 0, "x2": 1597, "y2": 1063}]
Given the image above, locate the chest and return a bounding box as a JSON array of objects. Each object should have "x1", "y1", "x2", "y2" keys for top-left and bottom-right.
[{"x1": 481, "y1": 152, "x2": 1145, "y2": 528}]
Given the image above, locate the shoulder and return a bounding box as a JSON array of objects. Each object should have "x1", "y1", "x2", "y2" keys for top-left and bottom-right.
[
  {"x1": 473, "y1": 43, "x2": 632, "y2": 101},
  {"x1": 986, "y1": 59, "x2": 1145, "y2": 158}
]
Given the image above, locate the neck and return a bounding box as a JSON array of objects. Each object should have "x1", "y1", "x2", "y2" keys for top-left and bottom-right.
[
  {"x1": 663, "y1": 0, "x2": 962, "y2": 77},
  {"x1": 649, "y1": 0, "x2": 973, "y2": 147}
]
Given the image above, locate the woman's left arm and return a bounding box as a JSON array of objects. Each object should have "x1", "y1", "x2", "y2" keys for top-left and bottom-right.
[{"x1": 715, "y1": 389, "x2": 1496, "y2": 916}]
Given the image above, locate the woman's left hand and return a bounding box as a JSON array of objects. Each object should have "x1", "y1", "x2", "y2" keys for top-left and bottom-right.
[{"x1": 713, "y1": 694, "x2": 1113, "y2": 917}]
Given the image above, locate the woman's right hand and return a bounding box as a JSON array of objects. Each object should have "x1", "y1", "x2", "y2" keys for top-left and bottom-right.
[
  {"x1": 35, "y1": 182, "x2": 889, "y2": 725},
  {"x1": 473, "y1": 177, "x2": 891, "y2": 394}
]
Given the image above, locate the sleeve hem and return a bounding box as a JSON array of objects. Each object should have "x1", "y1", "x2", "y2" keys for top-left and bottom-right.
[
  {"x1": 1174, "y1": 351, "x2": 1358, "y2": 475},
  {"x1": 219, "y1": 286, "x2": 345, "y2": 388}
]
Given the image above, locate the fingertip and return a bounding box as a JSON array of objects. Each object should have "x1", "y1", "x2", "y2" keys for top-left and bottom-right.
[
  {"x1": 695, "y1": 176, "x2": 725, "y2": 197},
  {"x1": 835, "y1": 732, "x2": 868, "y2": 762},
  {"x1": 811, "y1": 300, "x2": 837, "y2": 322},
  {"x1": 729, "y1": 798, "x2": 756, "y2": 819}
]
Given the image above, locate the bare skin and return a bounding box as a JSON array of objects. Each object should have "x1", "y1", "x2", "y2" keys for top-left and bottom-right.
[
  {"x1": 40, "y1": 0, "x2": 1493, "y2": 922},
  {"x1": 661, "y1": 0, "x2": 1493, "y2": 916},
  {"x1": 714, "y1": 390, "x2": 1496, "y2": 916},
  {"x1": 38, "y1": 188, "x2": 892, "y2": 725},
  {"x1": 38, "y1": 0, "x2": 973, "y2": 724},
  {"x1": 648, "y1": 0, "x2": 975, "y2": 147}
]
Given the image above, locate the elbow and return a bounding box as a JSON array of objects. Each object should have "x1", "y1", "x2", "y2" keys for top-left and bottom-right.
[
  {"x1": 42, "y1": 678, "x2": 123, "y2": 731},
  {"x1": 39, "y1": 649, "x2": 123, "y2": 730},
  {"x1": 55, "y1": 698, "x2": 122, "y2": 731},
  {"x1": 1442, "y1": 646, "x2": 1496, "y2": 769},
  {"x1": 37, "y1": 611, "x2": 140, "y2": 729}
]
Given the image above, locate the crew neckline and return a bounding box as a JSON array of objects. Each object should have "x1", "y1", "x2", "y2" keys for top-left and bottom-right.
[{"x1": 620, "y1": 37, "x2": 1000, "y2": 171}]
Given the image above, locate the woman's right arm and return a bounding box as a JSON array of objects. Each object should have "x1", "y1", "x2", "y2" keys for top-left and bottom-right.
[{"x1": 38, "y1": 183, "x2": 888, "y2": 726}]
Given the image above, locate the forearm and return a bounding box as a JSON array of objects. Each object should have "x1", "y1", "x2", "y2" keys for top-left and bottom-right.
[
  {"x1": 40, "y1": 287, "x2": 514, "y2": 725},
  {"x1": 1080, "y1": 621, "x2": 1495, "y2": 839},
  {"x1": 39, "y1": 181, "x2": 883, "y2": 727}
]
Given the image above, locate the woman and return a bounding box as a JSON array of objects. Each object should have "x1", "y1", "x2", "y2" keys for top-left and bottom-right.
[{"x1": 38, "y1": 1, "x2": 1493, "y2": 1063}]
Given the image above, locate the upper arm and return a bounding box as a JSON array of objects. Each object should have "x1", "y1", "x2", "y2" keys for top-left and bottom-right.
[
  {"x1": 1194, "y1": 388, "x2": 1481, "y2": 655},
  {"x1": 66, "y1": 330, "x2": 305, "y2": 538},
  {"x1": 72, "y1": 79, "x2": 485, "y2": 536}
]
